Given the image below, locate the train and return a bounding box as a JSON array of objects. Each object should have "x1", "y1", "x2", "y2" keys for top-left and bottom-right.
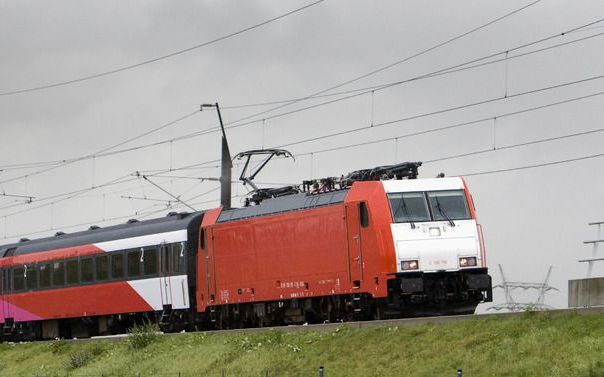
[{"x1": 0, "y1": 161, "x2": 492, "y2": 341}]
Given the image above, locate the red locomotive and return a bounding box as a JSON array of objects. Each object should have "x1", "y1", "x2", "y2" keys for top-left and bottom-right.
[{"x1": 0, "y1": 159, "x2": 491, "y2": 340}]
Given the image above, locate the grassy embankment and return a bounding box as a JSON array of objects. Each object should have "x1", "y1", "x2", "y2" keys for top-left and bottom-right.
[{"x1": 0, "y1": 311, "x2": 603, "y2": 377}]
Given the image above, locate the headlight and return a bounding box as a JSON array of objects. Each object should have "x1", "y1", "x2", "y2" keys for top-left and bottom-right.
[
  {"x1": 401, "y1": 260, "x2": 419, "y2": 271},
  {"x1": 459, "y1": 257, "x2": 477, "y2": 267}
]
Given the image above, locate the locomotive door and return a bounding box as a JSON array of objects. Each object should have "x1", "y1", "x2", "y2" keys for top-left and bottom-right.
[
  {"x1": 345, "y1": 202, "x2": 364, "y2": 286},
  {"x1": 201, "y1": 228, "x2": 217, "y2": 305}
]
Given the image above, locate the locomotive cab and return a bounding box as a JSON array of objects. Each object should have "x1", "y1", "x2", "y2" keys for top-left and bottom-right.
[{"x1": 383, "y1": 178, "x2": 492, "y2": 315}]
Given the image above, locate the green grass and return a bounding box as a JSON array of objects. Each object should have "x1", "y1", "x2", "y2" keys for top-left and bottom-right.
[{"x1": 0, "y1": 312, "x2": 603, "y2": 376}]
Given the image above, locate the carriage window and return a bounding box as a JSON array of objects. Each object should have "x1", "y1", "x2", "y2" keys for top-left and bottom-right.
[
  {"x1": 39, "y1": 264, "x2": 51, "y2": 288},
  {"x1": 388, "y1": 192, "x2": 431, "y2": 223},
  {"x1": 96, "y1": 255, "x2": 109, "y2": 281},
  {"x1": 52, "y1": 261, "x2": 65, "y2": 287},
  {"x1": 161, "y1": 246, "x2": 170, "y2": 275},
  {"x1": 3, "y1": 269, "x2": 11, "y2": 292},
  {"x1": 200, "y1": 230, "x2": 206, "y2": 250},
  {"x1": 13, "y1": 266, "x2": 25, "y2": 291},
  {"x1": 143, "y1": 248, "x2": 158, "y2": 275},
  {"x1": 81, "y1": 258, "x2": 94, "y2": 283},
  {"x1": 26, "y1": 265, "x2": 38, "y2": 290},
  {"x1": 427, "y1": 190, "x2": 470, "y2": 221},
  {"x1": 111, "y1": 253, "x2": 124, "y2": 279},
  {"x1": 359, "y1": 202, "x2": 369, "y2": 228},
  {"x1": 172, "y1": 243, "x2": 185, "y2": 274},
  {"x1": 127, "y1": 250, "x2": 141, "y2": 277},
  {"x1": 66, "y1": 260, "x2": 79, "y2": 285}
]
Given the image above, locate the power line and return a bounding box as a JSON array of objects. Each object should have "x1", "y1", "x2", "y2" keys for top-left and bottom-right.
[
  {"x1": 138, "y1": 173, "x2": 197, "y2": 211},
  {"x1": 278, "y1": 74, "x2": 604, "y2": 151},
  {"x1": 0, "y1": 166, "x2": 229, "y2": 221},
  {"x1": 222, "y1": 30, "x2": 604, "y2": 132},
  {"x1": 0, "y1": 0, "x2": 326, "y2": 97},
  {"x1": 0, "y1": 175, "x2": 137, "y2": 217},
  {"x1": 68, "y1": 81, "x2": 604, "y2": 197},
  {"x1": 223, "y1": 29, "x2": 598, "y2": 111},
  {"x1": 222, "y1": 0, "x2": 544, "y2": 126},
  {"x1": 0, "y1": 161, "x2": 221, "y2": 215},
  {"x1": 3, "y1": 23, "x2": 600, "y2": 179},
  {"x1": 0, "y1": 109, "x2": 201, "y2": 185},
  {"x1": 226, "y1": 91, "x2": 604, "y2": 173},
  {"x1": 85, "y1": 25, "x2": 604, "y2": 155},
  {"x1": 95, "y1": 89, "x2": 604, "y2": 212},
  {"x1": 0, "y1": 0, "x2": 553, "y2": 173},
  {"x1": 460, "y1": 151, "x2": 604, "y2": 177},
  {"x1": 0, "y1": 189, "x2": 251, "y2": 242},
  {"x1": 424, "y1": 127, "x2": 604, "y2": 165}
]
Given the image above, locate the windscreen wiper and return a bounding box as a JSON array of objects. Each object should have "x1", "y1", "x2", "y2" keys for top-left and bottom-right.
[
  {"x1": 434, "y1": 197, "x2": 455, "y2": 227},
  {"x1": 394, "y1": 197, "x2": 415, "y2": 229}
]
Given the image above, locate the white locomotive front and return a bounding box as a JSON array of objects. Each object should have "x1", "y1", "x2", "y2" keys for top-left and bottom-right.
[{"x1": 383, "y1": 177, "x2": 492, "y2": 315}]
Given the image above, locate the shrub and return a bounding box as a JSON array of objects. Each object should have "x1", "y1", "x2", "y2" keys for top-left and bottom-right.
[
  {"x1": 47, "y1": 338, "x2": 68, "y2": 354},
  {"x1": 65, "y1": 350, "x2": 93, "y2": 370},
  {"x1": 127, "y1": 322, "x2": 160, "y2": 349}
]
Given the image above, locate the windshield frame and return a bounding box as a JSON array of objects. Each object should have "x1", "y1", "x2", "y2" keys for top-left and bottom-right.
[
  {"x1": 388, "y1": 191, "x2": 431, "y2": 224},
  {"x1": 387, "y1": 189, "x2": 471, "y2": 224},
  {"x1": 426, "y1": 189, "x2": 471, "y2": 222}
]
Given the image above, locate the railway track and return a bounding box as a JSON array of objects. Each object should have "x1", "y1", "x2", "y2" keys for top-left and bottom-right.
[{"x1": 66, "y1": 306, "x2": 604, "y2": 344}]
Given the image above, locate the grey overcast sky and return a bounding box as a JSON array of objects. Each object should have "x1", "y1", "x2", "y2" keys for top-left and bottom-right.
[{"x1": 1, "y1": 0, "x2": 603, "y2": 311}]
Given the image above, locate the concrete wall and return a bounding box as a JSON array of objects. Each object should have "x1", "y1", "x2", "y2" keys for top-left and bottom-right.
[{"x1": 568, "y1": 277, "x2": 604, "y2": 307}]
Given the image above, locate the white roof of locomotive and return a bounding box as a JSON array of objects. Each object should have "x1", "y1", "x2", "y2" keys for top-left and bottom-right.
[{"x1": 381, "y1": 177, "x2": 464, "y2": 193}]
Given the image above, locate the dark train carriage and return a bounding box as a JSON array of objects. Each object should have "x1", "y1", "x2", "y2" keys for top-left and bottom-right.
[{"x1": 0, "y1": 212, "x2": 203, "y2": 340}]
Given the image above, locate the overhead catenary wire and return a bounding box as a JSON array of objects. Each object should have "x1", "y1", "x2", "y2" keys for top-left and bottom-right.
[
  {"x1": 2, "y1": 22, "x2": 600, "y2": 178},
  {"x1": 178, "y1": 89, "x2": 604, "y2": 182},
  {"x1": 422, "y1": 127, "x2": 604, "y2": 166},
  {"x1": 240, "y1": 91, "x2": 604, "y2": 175},
  {"x1": 276, "y1": 73, "x2": 604, "y2": 151},
  {"x1": 458, "y1": 151, "x2": 604, "y2": 177},
  {"x1": 0, "y1": 171, "x2": 226, "y2": 240},
  {"x1": 70, "y1": 27, "x2": 604, "y2": 152},
  {"x1": 0, "y1": 2, "x2": 571, "y2": 176},
  {"x1": 145, "y1": 74, "x2": 604, "y2": 170},
  {"x1": 0, "y1": 190, "x2": 252, "y2": 241},
  {"x1": 220, "y1": 30, "x2": 604, "y2": 133},
  {"x1": 0, "y1": 109, "x2": 202, "y2": 185},
  {"x1": 0, "y1": 174, "x2": 137, "y2": 217},
  {"x1": 221, "y1": 0, "x2": 544, "y2": 126},
  {"x1": 0, "y1": 0, "x2": 326, "y2": 97},
  {"x1": 138, "y1": 173, "x2": 197, "y2": 211},
  {"x1": 0, "y1": 161, "x2": 223, "y2": 215},
  {"x1": 224, "y1": 28, "x2": 604, "y2": 112}
]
